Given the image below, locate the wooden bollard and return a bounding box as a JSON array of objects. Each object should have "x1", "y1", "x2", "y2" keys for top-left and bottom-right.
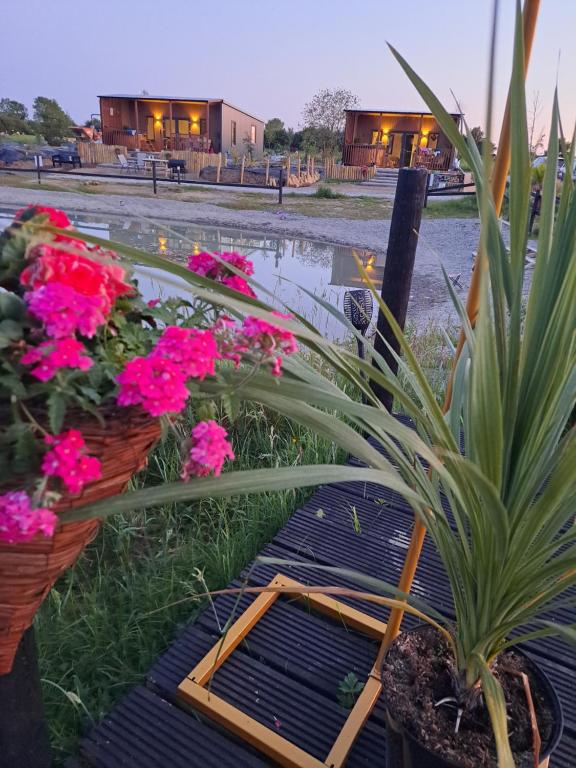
[
  {"x1": 371, "y1": 167, "x2": 428, "y2": 411},
  {"x1": 0, "y1": 628, "x2": 52, "y2": 768},
  {"x1": 240, "y1": 155, "x2": 245, "y2": 184},
  {"x1": 265, "y1": 156, "x2": 270, "y2": 186}
]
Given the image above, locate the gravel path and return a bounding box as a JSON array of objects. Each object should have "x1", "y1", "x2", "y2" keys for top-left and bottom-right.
[{"x1": 0, "y1": 185, "x2": 526, "y2": 327}]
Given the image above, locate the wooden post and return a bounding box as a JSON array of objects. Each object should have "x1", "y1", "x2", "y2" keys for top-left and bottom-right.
[
  {"x1": 371, "y1": 167, "x2": 428, "y2": 411},
  {"x1": 216, "y1": 153, "x2": 222, "y2": 183},
  {"x1": 265, "y1": 156, "x2": 270, "y2": 186},
  {"x1": 0, "y1": 628, "x2": 52, "y2": 768},
  {"x1": 168, "y1": 101, "x2": 173, "y2": 150},
  {"x1": 286, "y1": 153, "x2": 291, "y2": 185},
  {"x1": 297, "y1": 152, "x2": 301, "y2": 179},
  {"x1": 240, "y1": 155, "x2": 245, "y2": 184}
]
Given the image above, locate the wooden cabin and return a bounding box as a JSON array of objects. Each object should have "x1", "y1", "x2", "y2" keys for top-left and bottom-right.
[
  {"x1": 342, "y1": 110, "x2": 462, "y2": 171},
  {"x1": 99, "y1": 95, "x2": 264, "y2": 155}
]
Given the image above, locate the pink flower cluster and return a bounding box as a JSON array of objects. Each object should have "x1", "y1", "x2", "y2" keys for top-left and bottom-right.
[
  {"x1": 0, "y1": 491, "x2": 57, "y2": 544},
  {"x1": 20, "y1": 239, "x2": 132, "y2": 344},
  {"x1": 41, "y1": 430, "x2": 102, "y2": 495},
  {"x1": 116, "y1": 326, "x2": 220, "y2": 417},
  {"x1": 181, "y1": 420, "x2": 235, "y2": 480},
  {"x1": 241, "y1": 312, "x2": 298, "y2": 376},
  {"x1": 211, "y1": 312, "x2": 297, "y2": 375},
  {"x1": 26, "y1": 283, "x2": 108, "y2": 339},
  {"x1": 21, "y1": 338, "x2": 93, "y2": 382},
  {"x1": 15, "y1": 205, "x2": 71, "y2": 232},
  {"x1": 187, "y1": 251, "x2": 256, "y2": 298}
]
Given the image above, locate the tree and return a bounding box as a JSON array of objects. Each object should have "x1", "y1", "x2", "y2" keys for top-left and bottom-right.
[
  {"x1": 528, "y1": 90, "x2": 546, "y2": 157},
  {"x1": 0, "y1": 99, "x2": 30, "y2": 134},
  {"x1": 469, "y1": 125, "x2": 496, "y2": 157},
  {"x1": 299, "y1": 126, "x2": 342, "y2": 156},
  {"x1": 264, "y1": 118, "x2": 290, "y2": 150},
  {"x1": 84, "y1": 117, "x2": 101, "y2": 130},
  {"x1": 302, "y1": 88, "x2": 359, "y2": 133},
  {"x1": 32, "y1": 97, "x2": 73, "y2": 145}
]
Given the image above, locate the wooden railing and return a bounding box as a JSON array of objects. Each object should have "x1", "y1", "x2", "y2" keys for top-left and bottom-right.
[
  {"x1": 102, "y1": 129, "x2": 211, "y2": 153},
  {"x1": 412, "y1": 148, "x2": 453, "y2": 171},
  {"x1": 343, "y1": 143, "x2": 453, "y2": 171}
]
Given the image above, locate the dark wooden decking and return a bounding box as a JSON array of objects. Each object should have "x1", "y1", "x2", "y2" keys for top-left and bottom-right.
[{"x1": 77, "y1": 418, "x2": 576, "y2": 767}]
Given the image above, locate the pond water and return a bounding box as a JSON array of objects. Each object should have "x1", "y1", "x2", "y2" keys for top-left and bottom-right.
[{"x1": 1, "y1": 207, "x2": 392, "y2": 341}]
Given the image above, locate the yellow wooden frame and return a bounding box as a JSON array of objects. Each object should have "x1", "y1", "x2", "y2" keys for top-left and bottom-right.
[{"x1": 178, "y1": 573, "x2": 389, "y2": 768}]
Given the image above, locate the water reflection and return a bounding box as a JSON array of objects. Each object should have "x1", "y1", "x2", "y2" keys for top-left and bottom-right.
[{"x1": 1, "y1": 208, "x2": 383, "y2": 340}]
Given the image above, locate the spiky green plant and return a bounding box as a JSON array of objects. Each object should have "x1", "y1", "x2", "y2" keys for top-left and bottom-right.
[{"x1": 56, "y1": 6, "x2": 575, "y2": 765}]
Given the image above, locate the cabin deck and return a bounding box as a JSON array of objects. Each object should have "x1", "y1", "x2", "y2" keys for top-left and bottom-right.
[{"x1": 75, "y1": 418, "x2": 576, "y2": 767}]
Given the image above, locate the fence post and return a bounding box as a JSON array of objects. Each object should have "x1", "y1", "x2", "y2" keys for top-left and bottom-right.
[
  {"x1": 371, "y1": 167, "x2": 428, "y2": 411},
  {"x1": 34, "y1": 154, "x2": 42, "y2": 185},
  {"x1": 265, "y1": 156, "x2": 270, "y2": 186},
  {"x1": 424, "y1": 170, "x2": 431, "y2": 208},
  {"x1": 278, "y1": 167, "x2": 283, "y2": 205},
  {"x1": 152, "y1": 160, "x2": 157, "y2": 195},
  {"x1": 0, "y1": 627, "x2": 52, "y2": 768},
  {"x1": 216, "y1": 153, "x2": 222, "y2": 184},
  {"x1": 240, "y1": 155, "x2": 245, "y2": 185}
]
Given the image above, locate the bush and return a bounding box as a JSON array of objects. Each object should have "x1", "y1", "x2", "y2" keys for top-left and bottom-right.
[{"x1": 313, "y1": 185, "x2": 344, "y2": 199}]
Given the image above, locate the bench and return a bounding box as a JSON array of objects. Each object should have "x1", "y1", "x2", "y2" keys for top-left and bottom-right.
[{"x1": 51, "y1": 152, "x2": 82, "y2": 169}]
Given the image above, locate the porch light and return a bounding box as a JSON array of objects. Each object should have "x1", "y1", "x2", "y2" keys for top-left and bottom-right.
[
  {"x1": 381, "y1": 131, "x2": 389, "y2": 146},
  {"x1": 158, "y1": 236, "x2": 167, "y2": 252}
]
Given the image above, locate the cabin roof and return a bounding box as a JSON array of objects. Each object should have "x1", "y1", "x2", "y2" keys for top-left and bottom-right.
[
  {"x1": 98, "y1": 95, "x2": 264, "y2": 123},
  {"x1": 345, "y1": 108, "x2": 462, "y2": 118}
]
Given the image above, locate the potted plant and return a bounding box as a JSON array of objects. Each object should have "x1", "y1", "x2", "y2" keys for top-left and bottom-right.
[
  {"x1": 0, "y1": 205, "x2": 294, "y2": 677},
  {"x1": 56, "y1": 7, "x2": 574, "y2": 767}
]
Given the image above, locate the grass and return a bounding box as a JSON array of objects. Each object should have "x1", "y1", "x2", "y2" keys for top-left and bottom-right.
[
  {"x1": 36, "y1": 399, "x2": 341, "y2": 765},
  {"x1": 423, "y1": 195, "x2": 479, "y2": 218},
  {"x1": 0, "y1": 134, "x2": 43, "y2": 145}
]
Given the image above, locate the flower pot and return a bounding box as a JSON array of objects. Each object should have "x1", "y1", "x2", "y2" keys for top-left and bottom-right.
[
  {"x1": 382, "y1": 627, "x2": 564, "y2": 768},
  {"x1": 0, "y1": 408, "x2": 160, "y2": 675}
]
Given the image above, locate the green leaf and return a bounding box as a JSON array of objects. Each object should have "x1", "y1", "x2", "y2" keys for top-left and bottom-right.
[
  {"x1": 475, "y1": 655, "x2": 515, "y2": 768},
  {"x1": 47, "y1": 392, "x2": 66, "y2": 434}
]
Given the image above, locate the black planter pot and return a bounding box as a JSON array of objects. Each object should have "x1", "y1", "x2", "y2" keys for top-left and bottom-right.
[{"x1": 383, "y1": 630, "x2": 564, "y2": 768}]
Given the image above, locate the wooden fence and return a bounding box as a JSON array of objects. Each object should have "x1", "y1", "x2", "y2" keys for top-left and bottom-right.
[
  {"x1": 159, "y1": 150, "x2": 219, "y2": 177},
  {"x1": 323, "y1": 158, "x2": 376, "y2": 181},
  {"x1": 77, "y1": 143, "x2": 127, "y2": 165}
]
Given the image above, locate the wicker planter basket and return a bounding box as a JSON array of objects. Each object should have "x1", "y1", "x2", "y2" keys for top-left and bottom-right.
[{"x1": 0, "y1": 408, "x2": 161, "y2": 675}]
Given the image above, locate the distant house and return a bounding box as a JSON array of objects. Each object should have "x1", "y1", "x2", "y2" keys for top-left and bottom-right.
[
  {"x1": 343, "y1": 110, "x2": 462, "y2": 171},
  {"x1": 98, "y1": 95, "x2": 264, "y2": 155}
]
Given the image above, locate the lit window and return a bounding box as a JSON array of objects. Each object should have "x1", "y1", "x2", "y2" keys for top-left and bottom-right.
[
  {"x1": 250, "y1": 125, "x2": 256, "y2": 143},
  {"x1": 109, "y1": 107, "x2": 114, "y2": 116}
]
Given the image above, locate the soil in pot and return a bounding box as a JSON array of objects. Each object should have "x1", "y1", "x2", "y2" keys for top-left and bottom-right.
[{"x1": 381, "y1": 626, "x2": 555, "y2": 768}]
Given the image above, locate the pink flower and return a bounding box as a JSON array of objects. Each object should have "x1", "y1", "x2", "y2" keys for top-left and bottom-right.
[
  {"x1": 240, "y1": 312, "x2": 298, "y2": 375},
  {"x1": 211, "y1": 316, "x2": 248, "y2": 366},
  {"x1": 21, "y1": 242, "x2": 132, "y2": 313},
  {"x1": 0, "y1": 491, "x2": 57, "y2": 544},
  {"x1": 21, "y1": 338, "x2": 93, "y2": 381},
  {"x1": 26, "y1": 283, "x2": 108, "y2": 339},
  {"x1": 221, "y1": 274, "x2": 257, "y2": 298},
  {"x1": 116, "y1": 355, "x2": 190, "y2": 416},
  {"x1": 42, "y1": 430, "x2": 102, "y2": 495},
  {"x1": 181, "y1": 420, "x2": 235, "y2": 480},
  {"x1": 187, "y1": 252, "x2": 220, "y2": 277},
  {"x1": 152, "y1": 326, "x2": 220, "y2": 379},
  {"x1": 15, "y1": 205, "x2": 71, "y2": 230},
  {"x1": 220, "y1": 252, "x2": 254, "y2": 276},
  {"x1": 187, "y1": 251, "x2": 255, "y2": 296},
  {"x1": 147, "y1": 299, "x2": 161, "y2": 308}
]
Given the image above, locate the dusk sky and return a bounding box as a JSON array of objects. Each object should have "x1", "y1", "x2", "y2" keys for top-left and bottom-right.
[{"x1": 2, "y1": 0, "x2": 575, "y2": 145}]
